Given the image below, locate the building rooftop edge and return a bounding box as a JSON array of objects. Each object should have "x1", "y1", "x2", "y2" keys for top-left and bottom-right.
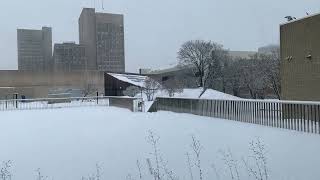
[
  {"x1": 17, "y1": 27, "x2": 52, "y2": 31},
  {"x1": 280, "y1": 12, "x2": 320, "y2": 26}
]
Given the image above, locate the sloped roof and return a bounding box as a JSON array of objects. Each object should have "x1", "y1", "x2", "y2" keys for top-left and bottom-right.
[{"x1": 108, "y1": 73, "x2": 148, "y2": 88}]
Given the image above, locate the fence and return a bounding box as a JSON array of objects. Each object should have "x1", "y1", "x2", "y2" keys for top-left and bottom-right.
[
  {"x1": 150, "y1": 97, "x2": 320, "y2": 134},
  {"x1": 0, "y1": 96, "x2": 144, "y2": 112}
]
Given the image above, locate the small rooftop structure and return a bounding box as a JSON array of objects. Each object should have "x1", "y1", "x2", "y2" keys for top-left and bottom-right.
[
  {"x1": 107, "y1": 73, "x2": 148, "y2": 88},
  {"x1": 104, "y1": 72, "x2": 149, "y2": 96}
]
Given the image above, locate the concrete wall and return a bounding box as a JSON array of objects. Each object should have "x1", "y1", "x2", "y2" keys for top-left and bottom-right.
[
  {"x1": 280, "y1": 14, "x2": 320, "y2": 101},
  {"x1": 0, "y1": 70, "x2": 104, "y2": 99},
  {"x1": 109, "y1": 97, "x2": 135, "y2": 111}
]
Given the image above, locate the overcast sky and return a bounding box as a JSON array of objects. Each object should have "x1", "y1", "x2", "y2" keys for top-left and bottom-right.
[{"x1": 0, "y1": 0, "x2": 319, "y2": 72}]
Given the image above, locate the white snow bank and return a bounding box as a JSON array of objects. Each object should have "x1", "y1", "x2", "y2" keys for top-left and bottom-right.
[
  {"x1": 0, "y1": 107, "x2": 319, "y2": 180},
  {"x1": 175, "y1": 88, "x2": 241, "y2": 100},
  {"x1": 140, "y1": 88, "x2": 241, "y2": 111}
]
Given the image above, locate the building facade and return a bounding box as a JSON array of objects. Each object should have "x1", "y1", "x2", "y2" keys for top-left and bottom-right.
[
  {"x1": 0, "y1": 70, "x2": 104, "y2": 99},
  {"x1": 79, "y1": 8, "x2": 125, "y2": 72},
  {"x1": 53, "y1": 42, "x2": 87, "y2": 72},
  {"x1": 280, "y1": 13, "x2": 320, "y2": 101},
  {"x1": 17, "y1": 27, "x2": 52, "y2": 71}
]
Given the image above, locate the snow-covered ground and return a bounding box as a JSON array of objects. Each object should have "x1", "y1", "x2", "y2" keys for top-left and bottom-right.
[
  {"x1": 0, "y1": 107, "x2": 319, "y2": 180},
  {"x1": 140, "y1": 88, "x2": 241, "y2": 111},
  {"x1": 173, "y1": 88, "x2": 241, "y2": 100}
]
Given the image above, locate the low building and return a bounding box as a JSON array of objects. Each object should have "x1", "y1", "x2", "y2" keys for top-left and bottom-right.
[
  {"x1": 0, "y1": 70, "x2": 104, "y2": 99},
  {"x1": 53, "y1": 42, "x2": 87, "y2": 72},
  {"x1": 142, "y1": 65, "x2": 197, "y2": 89},
  {"x1": 280, "y1": 13, "x2": 320, "y2": 101},
  {"x1": 104, "y1": 72, "x2": 147, "y2": 96}
]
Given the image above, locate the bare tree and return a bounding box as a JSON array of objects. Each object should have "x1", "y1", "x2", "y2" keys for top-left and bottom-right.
[
  {"x1": 260, "y1": 51, "x2": 281, "y2": 99},
  {"x1": 82, "y1": 84, "x2": 98, "y2": 97},
  {"x1": 143, "y1": 78, "x2": 161, "y2": 101},
  {"x1": 162, "y1": 78, "x2": 183, "y2": 97},
  {"x1": 147, "y1": 130, "x2": 162, "y2": 180},
  {"x1": 146, "y1": 131, "x2": 178, "y2": 180},
  {"x1": 160, "y1": 157, "x2": 179, "y2": 180},
  {"x1": 0, "y1": 161, "x2": 12, "y2": 180},
  {"x1": 81, "y1": 163, "x2": 102, "y2": 180},
  {"x1": 242, "y1": 138, "x2": 268, "y2": 180},
  {"x1": 124, "y1": 86, "x2": 141, "y2": 97},
  {"x1": 219, "y1": 149, "x2": 240, "y2": 180},
  {"x1": 238, "y1": 57, "x2": 268, "y2": 99},
  {"x1": 95, "y1": 163, "x2": 102, "y2": 180},
  {"x1": 177, "y1": 40, "x2": 213, "y2": 89},
  {"x1": 223, "y1": 59, "x2": 242, "y2": 96},
  {"x1": 211, "y1": 162, "x2": 221, "y2": 180},
  {"x1": 203, "y1": 44, "x2": 229, "y2": 96},
  {"x1": 146, "y1": 158, "x2": 156, "y2": 180},
  {"x1": 186, "y1": 153, "x2": 194, "y2": 180},
  {"x1": 126, "y1": 174, "x2": 135, "y2": 180},
  {"x1": 178, "y1": 40, "x2": 228, "y2": 97},
  {"x1": 36, "y1": 168, "x2": 48, "y2": 180},
  {"x1": 136, "y1": 160, "x2": 143, "y2": 180},
  {"x1": 190, "y1": 135, "x2": 203, "y2": 180}
]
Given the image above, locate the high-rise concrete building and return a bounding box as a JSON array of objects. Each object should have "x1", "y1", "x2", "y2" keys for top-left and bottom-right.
[
  {"x1": 79, "y1": 8, "x2": 125, "y2": 72},
  {"x1": 280, "y1": 13, "x2": 320, "y2": 101},
  {"x1": 53, "y1": 42, "x2": 87, "y2": 72},
  {"x1": 17, "y1": 27, "x2": 52, "y2": 71}
]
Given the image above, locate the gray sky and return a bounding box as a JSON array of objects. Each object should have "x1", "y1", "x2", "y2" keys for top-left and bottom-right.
[{"x1": 0, "y1": 0, "x2": 319, "y2": 73}]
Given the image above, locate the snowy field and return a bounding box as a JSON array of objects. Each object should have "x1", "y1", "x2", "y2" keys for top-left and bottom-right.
[{"x1": 0, "y1": 106, "x2": 319, "y2": 180}]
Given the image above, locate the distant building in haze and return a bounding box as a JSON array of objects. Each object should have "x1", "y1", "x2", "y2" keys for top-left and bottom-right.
[
  {"x1": 79, "y1": 8, "x2": 125, "y2": 72},
  {"x1": 229, "y1": 51, "x2": 257, "y2": 60},
  {"x1": 258, "y1": 44, "x2": 280, "y2": 54},
  {"x1": 53, "y1": 42, "x2": 87, "y2": 72},
  {"x1": 17, "y1": 27, "x2": 52, "y2": 71}
]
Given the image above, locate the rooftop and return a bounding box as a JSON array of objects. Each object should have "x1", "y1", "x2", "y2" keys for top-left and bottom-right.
[
  {"x1": 107, "y1": 73, "x2": 148, "y2": 88},
  {"x1": 280, "y1": 12, "x2": 320, "y2": 26}
]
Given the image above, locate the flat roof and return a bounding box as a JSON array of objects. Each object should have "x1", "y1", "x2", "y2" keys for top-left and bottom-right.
[{"x1": 280, "y1": 12, "x2": 320, "y2": 26}]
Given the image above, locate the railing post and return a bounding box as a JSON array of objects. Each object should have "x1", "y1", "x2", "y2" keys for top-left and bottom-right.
[
  {"x1": 96, "y1": 91, "x2": 99, "y2": 105},
  {"x1": 15, "y1": 93, "x2": 18, "y2": 109},
  {"x1": 5, "y1": 96, "x2": 7, "y2": 109}
]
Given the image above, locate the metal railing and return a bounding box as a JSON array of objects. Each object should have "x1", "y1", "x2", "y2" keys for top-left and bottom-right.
[
  {"x1": 151, "y1": 97, "x2": 320, "y2": 134},
  {"x1": 0, "y1": 96, "x2": 144, "y2": 112}
]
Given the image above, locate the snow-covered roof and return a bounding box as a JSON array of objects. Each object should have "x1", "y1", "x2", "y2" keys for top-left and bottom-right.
[
  {"x1": 280, "y1": 12, "x2": 320, "y2": 26},
  {"x1": 108, "y1": 73, "x2": 148, "y2": 88}
]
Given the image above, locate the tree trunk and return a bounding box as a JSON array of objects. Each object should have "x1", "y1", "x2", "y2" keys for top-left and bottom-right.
[
  {"x1": 199, "y1": 87, "x2": 207, "y2": 98},
  {"x1": 198, "y1": 76, "x2": 203, "y2": 87},
  {"x1": 271, "y1": 77, "x2": 281, "y2": 100}
]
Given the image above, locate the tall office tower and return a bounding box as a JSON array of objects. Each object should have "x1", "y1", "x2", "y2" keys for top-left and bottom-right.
[
  {"x1": 79, "y1": 8, "x2": 125, "y2": 72},
  {"x1": 17, "y1": 27, "x2": 52, "y2": 71},
  {"x1": 53, "y1": 42, "x2": 87, "y2": 72}
]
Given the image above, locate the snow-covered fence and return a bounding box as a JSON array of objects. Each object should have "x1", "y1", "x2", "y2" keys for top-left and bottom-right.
[
  {"x1": 0, "y1": 96, "x2": 144, "y2": 112},
  {"x1": 151, "y1": 97, "x2": 320, "y2": 134}
]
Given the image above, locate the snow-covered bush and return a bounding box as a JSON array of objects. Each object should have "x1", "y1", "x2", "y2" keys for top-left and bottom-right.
[
  {"x1": 143, "y1": 78, "x2": 161, "y2": 101},
  {"x1": 123, "y1": 86, "x2": 141, "y2": 97}
]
